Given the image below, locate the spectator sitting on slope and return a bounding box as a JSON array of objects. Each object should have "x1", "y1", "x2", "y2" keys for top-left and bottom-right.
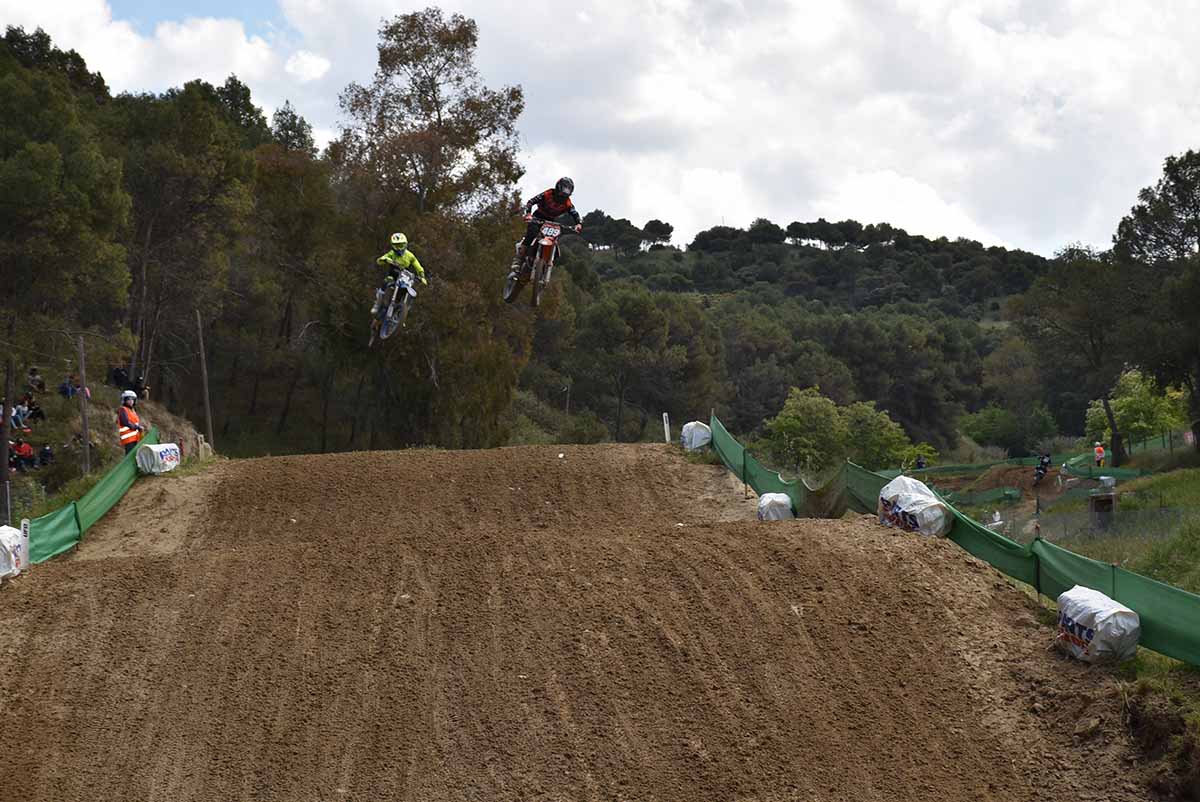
[
  {"x1": 11, "y1": 438, "x2": 36, "y2": 472},
  {"x1": 25, "y1": 396, "x2": 44, "y2": 424},
  {"x1": 27, "y1": 367, "x2": 46, "y2": 394}
]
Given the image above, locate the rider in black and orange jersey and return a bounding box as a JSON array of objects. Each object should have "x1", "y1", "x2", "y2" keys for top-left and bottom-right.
[{"x1": 510, "y1": 177, "x2": 582, "y2": 272}]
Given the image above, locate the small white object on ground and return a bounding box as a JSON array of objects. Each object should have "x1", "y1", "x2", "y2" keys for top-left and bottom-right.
[
  {"x1": 679, "y1": 421, "x2": 712, "y2": 451},
  {"x1": 757, "y1": 493, "x2": 794, "y2": 521}
]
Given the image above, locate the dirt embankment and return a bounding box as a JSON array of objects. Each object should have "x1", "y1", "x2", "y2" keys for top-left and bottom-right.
[{"x1": 0, "y1": 444, "x2": 1153, "y2": 801}]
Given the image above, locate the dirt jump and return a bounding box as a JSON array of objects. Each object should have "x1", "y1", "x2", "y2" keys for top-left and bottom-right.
[{"x1": 0, "y1": 445, "x2": 1152, "y2": 801}]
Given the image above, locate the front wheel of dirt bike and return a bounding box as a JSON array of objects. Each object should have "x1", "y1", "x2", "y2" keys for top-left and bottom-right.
[
  {"x1": 502, "y1": 269, "x2": 524, "y2": 303},
  {"x1": 397, "y1": 293, "x2": 412, "y2": 328},
  {"x1": 530, "y1": 258, "x2": 547, "y2": 308}
]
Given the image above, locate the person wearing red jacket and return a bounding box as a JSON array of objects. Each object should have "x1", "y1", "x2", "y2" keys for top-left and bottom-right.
[
  {"x1": 11, "y1": 438, "x2": 35, "y2": 472},
  {"x1": 510, "y1": 177, "x2": 582, "y2": 272}
]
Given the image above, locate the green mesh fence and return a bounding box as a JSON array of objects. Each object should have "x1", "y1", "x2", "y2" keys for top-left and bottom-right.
[
  {"x1": 27, "y1": 429, "x2": 159, "y2": 564},
  {"x1": 710, "y1": 414, "x2": 1200, "y2": 666}
]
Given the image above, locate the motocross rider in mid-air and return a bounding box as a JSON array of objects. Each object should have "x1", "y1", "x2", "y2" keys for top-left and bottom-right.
[
  {"x1": 372, "y1": 232, "x2": 427, "y2": 316},
  {"x1": 510, "y1": 177, "x2": 582, "y2": 274}
]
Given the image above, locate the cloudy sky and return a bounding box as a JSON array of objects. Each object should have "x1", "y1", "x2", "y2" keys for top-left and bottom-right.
[{"x1": 5, "y1": 0, "x2": 1200, "y2": 253}]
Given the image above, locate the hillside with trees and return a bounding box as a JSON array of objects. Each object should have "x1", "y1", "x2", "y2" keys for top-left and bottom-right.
[{"x1": 4, "y1": 10, "x2": 1200, "y2": 502}]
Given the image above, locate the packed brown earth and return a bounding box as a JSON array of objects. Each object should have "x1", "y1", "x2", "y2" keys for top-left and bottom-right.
[{"x1": 0, "y1": 444, "x2": 1155, "y2": 801}]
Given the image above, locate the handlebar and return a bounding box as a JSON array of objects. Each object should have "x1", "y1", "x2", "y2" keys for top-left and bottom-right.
[{"x1": 525, "y1": 214, "x2": 582, "y2": 235}]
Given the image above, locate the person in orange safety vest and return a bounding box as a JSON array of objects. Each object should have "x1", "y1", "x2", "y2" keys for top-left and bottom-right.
[
  {"x1": 1093, "y1": 442, "x2": 1105, "y2": 467},
  {"x1": 117, "y1": 389, "x2": 147, "y2": 454}
]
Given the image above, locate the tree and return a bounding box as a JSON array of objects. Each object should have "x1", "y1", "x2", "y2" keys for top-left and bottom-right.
[
  {"x1": 1114, "y1": 150, "x2": 1200, "y2": 263},
  {"x1": 335, "y1": 7, "x2": 523, "y2": 217},
  {"x1": 4, "y1": 26, "x2": 108, "y2": 100},
  {"x1": 1011, "y1": 248, "x2": 1136, "y2": 463},
  {"x1": 271, "y1": 100, "x2": 315, "y2": 155},
  {"x1": 761, "y1": 387, "x2": 848, "y2": 475},
  {"x1": 571, "y1": 286, "x2": 687, "y2": 440},
  {"x1": 840, "y1": 400, "x2": 910, "y2": 470},
  {"x1": 0, "y1": 41, "x2": 130, "y2": 328},
  {"x1": 1085, "y1": 369, "x2": 1186, "y2": 445},
  {"x1": 642, "y1": 219, "x2": 673, "y2": 245},
  {"x1": 747, "y1": 217, "x2": 786, "y2": 245},
  {"x1": 214, "y1": 75, "x2": 271, "y2": 148},
  {"x1": 104, "y1": 80, "x2": 254, "y2": 384}
]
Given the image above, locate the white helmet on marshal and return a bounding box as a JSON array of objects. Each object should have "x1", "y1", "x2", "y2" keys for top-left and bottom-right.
[{"x1": 122, "y1": 390, "x2": 137, "y2": 403}]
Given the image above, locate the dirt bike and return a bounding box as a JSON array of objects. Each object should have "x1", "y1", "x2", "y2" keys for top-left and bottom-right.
[
  {"x1": 368, "y1": 268, "x2": 418, "y2": 348},
  {"x1": 1033, "y1": 458, "x2": 1051, "y2": 487},
  {"x1": 502, "y1": 216, "x2": 578, "y2": 307}
]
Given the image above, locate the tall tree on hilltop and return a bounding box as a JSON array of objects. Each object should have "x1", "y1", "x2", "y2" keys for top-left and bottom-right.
[
  {"x1": 1010, "y1": 248, "x2": 1138, "y2": 463},
  {"x1": 1114, "y1": 150, "x2": 1200, "y2": 264},
  {"x1": 335, "y1": 6, "x2": 524, "y2": 220}
]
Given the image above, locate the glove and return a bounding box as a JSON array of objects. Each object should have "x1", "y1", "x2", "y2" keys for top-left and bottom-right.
[{"x1": 574, "y1": 224, "x2": 582, "y2": 233}]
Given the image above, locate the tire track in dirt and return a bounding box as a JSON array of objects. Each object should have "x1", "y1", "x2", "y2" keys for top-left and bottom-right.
[{"x1": 0, "y1": 444, "x2": 1148, "y2": 801}]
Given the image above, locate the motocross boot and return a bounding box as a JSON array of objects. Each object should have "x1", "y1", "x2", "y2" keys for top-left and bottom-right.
[
  {"x1": 370, "y1": 288, "x2": 384, "y2": 316},
  {"x1": 510, "y1": 243, "x2": 527, "y2": 274}
]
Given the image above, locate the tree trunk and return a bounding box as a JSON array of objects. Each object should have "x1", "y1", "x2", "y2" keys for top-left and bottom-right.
[
  {"x1": 128, "y1": 221, "x2": 154, "y2": 378},
  {"x1": 347, "y1": 374, "x2": 365, "y2": 448},
  {"x1": 1101, "y1": 396, "x2": 1125, "y2": 467},
  {"x1": 248, "y1": 371, "x2": 261, "y2": 416},
  {"x1": 275, "y1": 367, "x2": 300, "y2": 436},
  {"x1": 319, "y1": 367, "x2": 335, "y2": 453},
  {"x1": 614, "y1": 375, "x2": 627, "y2": 443}
]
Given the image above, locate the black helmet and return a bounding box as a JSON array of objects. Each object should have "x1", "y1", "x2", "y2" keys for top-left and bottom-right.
[{"x1": 554, "y1": 176, "x2": 574, "y2": 198}]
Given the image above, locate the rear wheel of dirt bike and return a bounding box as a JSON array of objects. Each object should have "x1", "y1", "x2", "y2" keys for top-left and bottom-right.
[{"x1": 530, "y1": 258, "x2": 546, "y2": 308}]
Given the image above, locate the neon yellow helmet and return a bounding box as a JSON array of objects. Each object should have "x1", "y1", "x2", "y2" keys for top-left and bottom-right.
[{"x1": 390, "y1": 232, "x2": 408, "y2": 252}]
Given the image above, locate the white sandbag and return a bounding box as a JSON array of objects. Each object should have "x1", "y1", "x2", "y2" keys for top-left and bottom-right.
[
  {"x1": 0, "y1": 524, "x2": 24, "y2": 580},
  {"x1": 1056, "y1": 585, "x2": 1141, "y2": 664},
  {"x1": 878, "y1": 475, "x2": 952, "y2": 537},
  {"x1": 136, "y1": 443, "x2": 182, "y2": 475},
  {"x1": 680, "y1": 421, "x2": 712, "y2": 451},
  {"x1": 757, "y1": 493, "x2": 795, "y2": 521}
]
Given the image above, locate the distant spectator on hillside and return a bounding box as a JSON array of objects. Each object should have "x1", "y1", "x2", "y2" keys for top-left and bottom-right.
[
  {"x1": 131, "y1": 374, "x2": 149, "y2": 400},
  {"x1": 10, "y1": 399, "x2": 29, "y2": 430},
  {"x1": 111, "y1": 365, "x2": 129, "y2": 389},
  {"x1": 58, "y1": 374, "x2": 78, "y2": 399},
  {"x1": 11, "y1": 438, "x2": 35, "y2": 472},
  {"x1": 27, "y1": 367, "x2": 45, "y2": 394},
  {"x1": 915, "y1": 455, "x2": 927, "y2": 470},
  {"x1": 38, "y1": 444, "x2": 54, "y2": 467},
  {"x1": 25, "y1": 397, "x2": 44, "y2": 424}
]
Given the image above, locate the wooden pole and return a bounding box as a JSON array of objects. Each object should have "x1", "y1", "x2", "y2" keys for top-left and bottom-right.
[
  {"x1": 195, "y1": 309, "x2": 215, "y2": 450},
  {"x1": 77, "y1": 335, "x2": 91, "y2": 474}
]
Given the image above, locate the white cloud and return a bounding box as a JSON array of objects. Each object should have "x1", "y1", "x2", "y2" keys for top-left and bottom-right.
[
  {"x1": 284, "y1": 50, "x2": 330, "y2": 83},
  {"x1": 0, "y1": 0, "x2": 276, "y2": 92},
  {"x1": 10, "y1": 0, "x2": 1200, "y2": 254}
]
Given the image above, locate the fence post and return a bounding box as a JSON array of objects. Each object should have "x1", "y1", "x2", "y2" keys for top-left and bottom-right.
[{"x1": 742, "y1": 449, "x2": 748, "y2": 498}]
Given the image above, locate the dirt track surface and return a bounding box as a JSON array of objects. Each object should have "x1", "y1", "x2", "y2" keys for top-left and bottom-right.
[{"x1": 1, "y1": 445, "x2": 1148, "y2": 801}]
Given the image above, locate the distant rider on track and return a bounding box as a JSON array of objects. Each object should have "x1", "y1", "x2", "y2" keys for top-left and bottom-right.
[
  {"x1": 372, "y1": 232, "x2": 427, "y2": 315},
  {"x1": 510, "y1": 177, "x2": 582, "y2": 273}
]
